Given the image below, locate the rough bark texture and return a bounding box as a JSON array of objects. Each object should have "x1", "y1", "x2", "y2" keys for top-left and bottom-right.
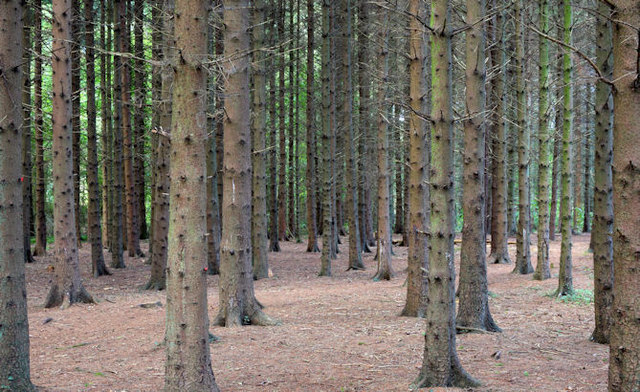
[
  {"x1": 306, "y1": 0, "x2": 320, "y2": 253},
  {"x1": 339, "y1": 0, "x2": 364, "y2": 271},
  {"x1": 414, "y1": 0, "x2": 478, "y2": 387},
  {"x1": 85, "y1": 0, "x2": 109, "y2": 277},
  {"x1": 487, "y1": 1, "x2": 510, "y2": 265},
  {"x1": 0, "y1": 2, "x2": 36, "y2": 388},
  {"x1": 277, "y1": 0, "x2": 288, "y2": 242},
  {"x1": 33, "y1": 0, "x2": 47, "y2": 257},
  {"x1": 357, "y1": 0, "x2": 374, "y2": 253},
  {"x1": 111, "y1": 0, "x2": 126, "y2": 269},
  {"x1": 145, "y1": 0, "x2": 174, "y2": 291},
  {"x1": 21, "y1": 8, "x2": 35, "y2": 264},
  {"x1": 134, "y1": 0, "x2": 147, "y2": 241},
  {"x1": 402, "y1": 0, "x2": 428, "y2": 318},
  {"x1": 71, "y1": 1, "x2": 82, "y2": 245},
  {"x1": 534, "y1": 0, "x2": 552, "y2": 281},
  {"x1": 120, "y1": 0, "x2": 142, "y2": 258},
  {"x1": 163, "y1": 0, "x2": 219, "y2": 389},
  {"x1": 457, "y1": 0, "x2": 500, "y2": 333},
  {"x1": 590, "y1": 0, "x2": 613, "y2": 345},
  {"x1": 251, "y1": 0, "x2": 269, "y2": 280},
  {"x1": 556, "y1": 0, "x2": 574, "y2": 297},
  {"x1": 45, "y1": 0, "x2": 94, "y2": 308},
  {"x1": 373, "y1": 5, "x2": 393, "y2": 282},
  {"x1": 215, "y1": 0, "x2": 278, "y2": 327},
  {"x1": 319, "y1": 0, "x2": 333, "y2": 276},
  {"x1": 608, "y1": 2, "x2": 640, "y2": 389},
  {"x1": 513, "y1": 0, "x2": 533, "y2": 275}
]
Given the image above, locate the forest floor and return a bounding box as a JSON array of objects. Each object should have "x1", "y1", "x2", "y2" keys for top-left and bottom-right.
[{"x1": 25, "y1": 234, "x2": 607, "y2": 392}]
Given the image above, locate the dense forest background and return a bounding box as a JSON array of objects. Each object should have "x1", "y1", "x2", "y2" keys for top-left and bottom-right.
[{"x1": 1, "y1": 0, "x2": 639, "y2": 390}]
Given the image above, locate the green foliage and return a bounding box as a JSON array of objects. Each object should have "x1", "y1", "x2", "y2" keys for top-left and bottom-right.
[{"x1": 544, "y1": 288, "x2": 593, "y2": 305}]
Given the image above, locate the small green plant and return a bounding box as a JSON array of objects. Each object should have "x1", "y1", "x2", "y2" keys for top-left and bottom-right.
[{"x1": 545, "y1": 289, "x2": 594, "y2": 305}]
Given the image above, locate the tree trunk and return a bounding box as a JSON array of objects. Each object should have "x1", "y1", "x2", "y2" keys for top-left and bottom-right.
[
  {"x1": 534, "y1": 0, "x2": 552, "y2": 281},
  {"x1": 33, "y1": 0, "x2": 47, "y2": 257},
  {"x1": 0, "y1": 1, "x2": 37, "y2": 388},
  {"x1": 111, "y1": 0, "x2": 126, "y2": 269},
  {"x1": 268, "y1": 23, "x2": 280, "y2": 253},
  {"x1": 277, "y1": 0, "x2": 289, "y2": 242},
  {"x1": 214, "y1": 0, "x2": 278, "y2": 327},
  {"x1": 306, "y1": 0, "x2": 320, "y2": 253},
  {"x1": 573, "y1": 97, "x2": 583, "y2": 233},
  {"x1": 414, "y1": 0, "x2": 478, "y2": 386},
  {"x1": 101, "y1": 0, "x2": 112, "y2": 251},
  {"x1": 357, "y1": 0, "x2": 374, "y2": 253},
  {"x1": 549, "y1": 129, "x2": 561, "y2": 241},
  {"x1": 252, "y1": 0, "x2": 270, "y2": 279},
  {"x1": 145, "y1": 0, "x2": 174, "y2": 291},
  {"x1": 373, "y1": 5, "x2": 393, "y2": 282},
  {"x1": 85, "y1": 0, "x2": 109, "y2": 277},
  {"x1": 319, "y1": 0, "x2": 333, "y2": 276},
  {"x1": 608, "y1": 3, "x2": 640, "y2": 389},
  {"x1": 120, "y1": 0, "x2": 142, "y2": 257},
  {"x1": 134, "y1": 0, "x2": 147, "y2": 242},
  {"x1": 402, "y1": 0, "x2": 428, "y2": 317},
  {"x1": 590, "y1": 0, "x2": 613, "y2": 345},
  {"x1": 556, "y1": 0, "x2": 574, "y2": 297},
  {"x1": 71, "y1": 1, "x2": 82, "y2": 245},
  {"x1": 21, "y1": 7, "x2": 35, "y2": 264},
  {"x1": 457, "y1": 0, "x2": 500, "y2": 332},
  {"x1": 163, "y1": 1, "x2": 219, "y2": 389},
  {"x1": 45, "y1": 0, "x2": 95, "y2": 308},
  {"x1": 487, "y1": 1, "x2": 511, "y2": 265},
  {"x1": 513, "y1": 0, "x2": 533, "y2": 275},
  {"x1": 339, "y1": 0, "x2": 364, "y2": 271},
  {"x1": 582, "y1": 89, "x2": 592, "y2": 234}
]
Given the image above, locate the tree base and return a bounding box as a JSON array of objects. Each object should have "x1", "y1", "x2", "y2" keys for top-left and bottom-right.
[
  {"x1": 44, "y1": 283, "x2": 95, "y2": 309},
  {"x1": 413, "y1": 360, "x2": 481, "y2": 389},
  {"x1": 488, "y1": 252, "x2": 511, "y2": 264},
  {"x1": 213, "y1": 307, "x2": 280, "y2": 327},
  {"x1": 306, "y1": 241, "x2": 320, "y2": 252},
  {"x1": 142, "y1": 278, "x2": 166, "y2": 291},
  {"x1": 590, "y1": 328, "x2": 609, "y2": 345}
]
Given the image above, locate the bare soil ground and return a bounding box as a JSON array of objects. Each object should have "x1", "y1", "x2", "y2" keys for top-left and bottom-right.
[{"x1": 26, "y1": 234, "x2": 607, "y2": 391}]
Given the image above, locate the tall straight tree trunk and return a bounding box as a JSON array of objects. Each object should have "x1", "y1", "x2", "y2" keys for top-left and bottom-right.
[
  {"x1": 252, "y1": 0, "x2": 269, "y2": 279},
  {"x1": 608, "y1": 2, "x2": 640, "y2": 389},
  {"x1": 487, "y1": 0, "x2": 510, "y2": 265},
  {"x1": 71, "y1": 1, "x2": 82, "y2": 245},
  {"x1": 534, "y1": 0, "x2": 552, "y2": 281},
  {"x1": 414, "y1": 0, "x2": 478, "y2": 386},
  {"x1": 402, "y1": 0, "x2": 428, "y2": 317},
  {"x1": 145, "y1": 0, "x2": 174, "y2": 291},
  {"x1": 163, "y1": 0, "x2": 219, "y2": 389},
  {"x1": 556, "y1": 0, "x2": 574, "y2": 296},
  {"x1": 339, "y1": 0, "x2": 364, "y2": 271},
  {"x1": 0, "y1": 1, "x2": 36, "y2": 388},
  {"x1": 205, "y1": 12, "x2": 221, "y2": 276},
  {"x1": 134, "y1": 0, "x2": 147, "y2": 241},
  {"x1": 357, "y1": 0, "x2": 374, "y2": 252},
  {"x1": 120, "y1": 0, "x2": 142, "y2": 257},
  {"x1": 573, "y1": 98, "x2": 583, "y2": 233},
  {"x1": 457, "y1": 0, "x2": 500, "y2": 332},
  {"x1": 287, "y1": 0, "x2": 297, "y2": 240},
  {"x1": 590, "y1": 0, "x2": 613, "y2": 345},
  {"x1": 277, "y1": 0, "x2": 288, "y2": 242},
  {"x1": 582, "y1": 99, "x2": 592, "y2": 234},
  {"x1": 45, "y1": 0, "x2": 94, "y2": 308},
  {"x1": 267, "y1": 9, "x2": 280, "y2": 253},
  {"x1": 319, "y1": 0, "x2": 333, "y2": 276},
  {"x1": 111, "y1": 0, "x2": 126, "y2": 268},
  {"x1": 85, "y1": 0, "x2": 109, "y2": 277},
  {"x1": 373, "y1": 5, "x2": 393, "y2": 282},
  {"x1": 549, "y1": 130, "x2": 561, "y2": 240},
  {"x1": 21, "y1": 7, "x2": 35, "y2": 264},
  {"x1": 513, "y1": 0, "x2": 533, "y2": 275},
  {"x1": 33, "y1": 0, "x2": 47, "y2": 257},
  {"x1": 214, "y1": 0, "x2": 278, "y2": 327},
  {"x1": 306, "y1": 0, "x2": 320, "y2": 253}
]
